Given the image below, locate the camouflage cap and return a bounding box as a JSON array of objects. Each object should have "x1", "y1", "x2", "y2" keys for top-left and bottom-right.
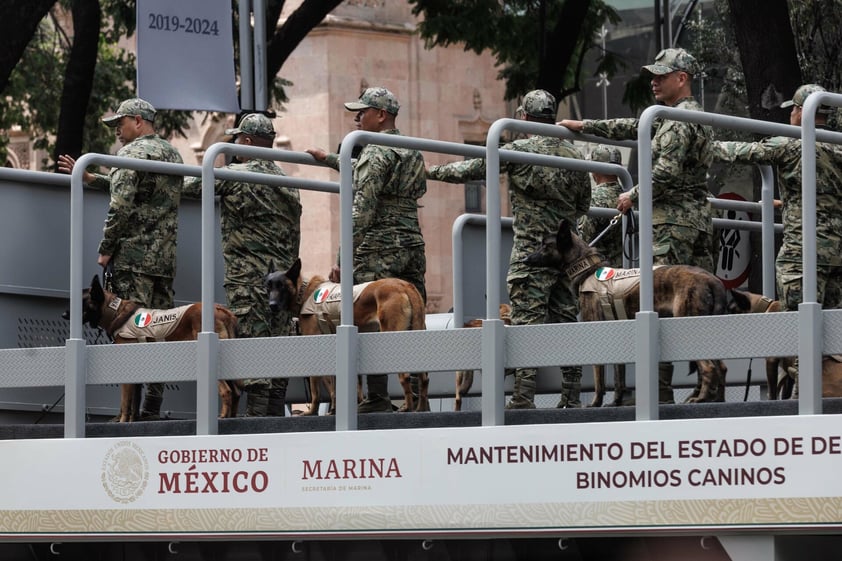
[
  {"x1": 225, "y1": 113, "x2": 276, "y2": 138},
  {"x1": 521, "y1": 89, "x2": 557, "y2": 119},
  {"x1": 588, "y1": 145, "x2": 623, "y2": 165},
  {"x1": 642, "y1": 48, "x2": 700, "y2": 76},
  {"x1": 344, "y1": 87, "x2": 400, "y2": 115},
  {"x1": 781, "y1": 83, "x2": 831, "y2": 113},
  {"x1": 102, "y1": 98, "x2": 156, "y2": 126}
]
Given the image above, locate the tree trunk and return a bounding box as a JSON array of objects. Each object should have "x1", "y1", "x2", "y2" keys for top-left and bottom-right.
[
  {"x1": 727, "y1": 0, "x2": 801, "y2": 123},
  {"x1": 537, "y1": 0, "x2": 592, "y2": 101},
  {"x1": 266, "y1": 0, "x2": 344, "y2": 80},
  {"x1": 0, "y1": 0, "x2": 56, "y2": 92},
  {"x1": 54, "y1": 0, "x2": 101, "y2": 162}
]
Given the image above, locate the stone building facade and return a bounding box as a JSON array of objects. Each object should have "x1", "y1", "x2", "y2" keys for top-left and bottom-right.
[{"x1": 174, "y1": 0, "x2": 512, "y2": 314}]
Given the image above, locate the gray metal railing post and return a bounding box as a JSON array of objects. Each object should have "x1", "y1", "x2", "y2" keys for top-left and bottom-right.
[
  {"x1": 66, "y1": 160, "x2": 89, "y2": 438},
  {"x1": 198, "y1": 144, "x2": 226, "y2": 435},
  {"x1": 483, "y1": 120, "x2": 507, "y2": 425},
  {"x1": 337, "y1": 134, "x2": 361, "y2": 431},
  {"x1": 798, "y1": 91, "x2": 842, "y2": 414},
  {"x1": 758, "y1": 165, "x2": 777, "y2": 298},
  {"x1": 635, "y1": 107, "x2": 660, "y2": 421}
]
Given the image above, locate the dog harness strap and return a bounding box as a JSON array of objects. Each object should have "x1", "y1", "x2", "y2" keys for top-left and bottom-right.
[
  {"x1": 108, "y1": 297, "x2": 122, "y2": 311},
  {"x1": 564, "y1": 254, "x2": 603, "y2": 281},
  {"x1": 600, "y1": 299, "x2": 616, "y2": 321},
  {"x1": 613, "y1": 298, "x2": 628, "y2": 320},
  {"x1": 759, "y1": 296, "x2": 775, "y2": 313}
]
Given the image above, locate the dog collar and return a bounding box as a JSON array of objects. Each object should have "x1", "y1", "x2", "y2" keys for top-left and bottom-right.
[
  {"x1": 564, "y1": 254, "x2": 603, "y2": 281},
  {"x1": 108, "y1": 297, "x2": 122, "y2": 311}
]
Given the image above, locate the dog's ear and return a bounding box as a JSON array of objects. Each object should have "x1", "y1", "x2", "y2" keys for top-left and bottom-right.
[
  {"x1": 287, "y1": 258, "x2": 302, "y2": 283},
  {"x1": 727, "y1": 289, "x2": 752, "y2": 314},
  {"x1": 556, "y1": 219, "x2": 574, "y2": 250},
  {"x1": 267, "y1": 260, "x2": 275, "y2": 275},
  {"x1": 91, "y1": 275, "x2": 105, "y2": 302}
]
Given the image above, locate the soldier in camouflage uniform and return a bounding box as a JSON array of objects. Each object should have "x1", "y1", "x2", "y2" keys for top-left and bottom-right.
[
  {"x1": 560, "y1": 48, "x2": 714, "y2": 403},
  {"x1": 713, "y1": 84, "x2": 842, "y2": 312},
  {"x1": 428, "y1": 90, "x2": 591, "y2": 409},
  {"x1": 578, "y1": 145, "x2": 625, "y2": 266},
  {"x1": 182, "y1": 113, "x2": 302, "y2": 417},
  {"x1": 307, "y1": 87, "x2": 427, "y2": 413},
  {"x1": 58, "y1": 98, "x2": 183, "y2": 420}
]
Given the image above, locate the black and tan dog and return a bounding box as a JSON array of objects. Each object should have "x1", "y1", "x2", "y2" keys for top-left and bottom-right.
[
  {"x1": 728, "y1": 289, "x2": 842, "y2": 399},
  {"x1": 265, "y1": 258, "x2": 429, "y2": 415},
  {"x1": 66, "y1": 275, "x2": 241, "y2": 421},
  {"x1": 524, "y1": 219, "x2": 729, "y2": 405}
]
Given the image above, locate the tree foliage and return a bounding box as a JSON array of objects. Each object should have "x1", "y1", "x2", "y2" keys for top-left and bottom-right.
[
  {"x1": 686, "y1": 0, "x2": 842, "y2": 128},
  {"x1": 408, "y1": 0, "x2": 623, "y2": 102},
  {"x1": 0, "y1": 0, "x2": 341, "y2": 169}
]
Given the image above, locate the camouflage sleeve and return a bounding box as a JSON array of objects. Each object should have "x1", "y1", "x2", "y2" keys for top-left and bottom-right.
[
  {"x1": 352, "y1": 146, "x2": 396, "y2": 247},
  {"x1": 712, "y1": 139, "x2": 781, "y2": 164},
  {"x1": 582, "y1": 118, "x2": 640, "y2": 140},
  {"x1": 181, "y1": 175, "x2": 228, "y2": 199},
  {"x1": 324, "y1": 153, "x2": 341, "y2": 171},
  {"x1": 650, "y1": 120, "x2": 694, "y2": 198},
  {"x1": 575, "y1": 169, "x2": 592, "y2": 216},
  {"x1": 181, "y1": 175, "x2": 202, "y2": 199},
  {"x1": 98, "y1": 167, "x2": 139, "y2": 256},
  {"x1": 88, "y1": 173, "x2": 111, "y2": 192},
  {"x1": 427, "y1": 157, "x2": 487, "y2": 183}
]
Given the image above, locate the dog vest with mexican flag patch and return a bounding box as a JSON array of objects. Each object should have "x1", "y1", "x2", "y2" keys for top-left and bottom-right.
[
  {"x1": 580, "y1": 266, "x2": 658, "y2": 321},
  {"x1": 114, "y1": 304, "x2": 194, "y2": 342},
  {"x1": 299, "y1": 281, "x2": 373, "y2": 334}
]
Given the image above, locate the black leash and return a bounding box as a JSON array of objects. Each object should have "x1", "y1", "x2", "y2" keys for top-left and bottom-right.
[
  {"x1": 623, "y1": 211, "x2": 638, "y2": 265},
  {"x1": 744, "y1": 357, "x2": 753, "y2": 402}
]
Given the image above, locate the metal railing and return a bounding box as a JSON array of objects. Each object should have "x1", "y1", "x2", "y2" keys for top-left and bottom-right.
[{"x1": 2, "y1": 99, "x2": 838, "y2": 436}]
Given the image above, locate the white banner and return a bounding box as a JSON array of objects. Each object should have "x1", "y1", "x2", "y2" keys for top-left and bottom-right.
[
  {"x1": 137, "y1": 0, "x2": 239, "y2": 113},
  {"x1": 1, "y1": 415, "x2": 842, "y2": 537}
]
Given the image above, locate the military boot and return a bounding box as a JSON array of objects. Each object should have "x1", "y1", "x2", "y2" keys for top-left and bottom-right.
[
  {"x1": 506, "y1": 369, "x2": 537, "y2": 409},
  {"x1": 358, "y1": 374, "x2": 393, "y2": 413},
  {"x1": 245, "y1": 385, "x2": 270, "y2": 417},
  {"x1": 658, "y1": 362, "x2": 675, "y2": 404},
  {"x1": 267, "y1": 378, "x2": 288, "y2": 417},
  {"x1": 138, "y1": 392, "x2": 163, "y2": 421},
  {"x1": 557, "y1": 367, "x2": 582, "y2": 408}
]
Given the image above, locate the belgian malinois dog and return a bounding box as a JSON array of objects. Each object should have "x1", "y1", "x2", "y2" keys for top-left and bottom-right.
[
  {"x1": 265, "y1": 258, "x2": 429, "y2": 415},
  {"x1": 524, "y1": 219, "x2": 729, "y2": 405},
  {"x1": 454, "y1": 304, "x2": 512, "y2": 411},
  {"x1": 66, "y1": 275, "x2": 241, "y2": 421},
  {"x1": 728, "y1": 289, "x2": 842, "y2": 399}
]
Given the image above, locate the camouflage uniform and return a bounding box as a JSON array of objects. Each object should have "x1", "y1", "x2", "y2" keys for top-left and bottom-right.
[
  {"x1": 582, "y1": 100, "x2": 714, "y2": 271},
  {"x1": 581, "y1": 49, "x2": 714, "y2": 403},
  {"x1": 578, "y1": 145, "x2": 625, "y2": 266},
  {"x1": 324, "y1": 141, "x2": 427, "y2": 301},
  {"x1": 93, "y1": 98, "x2": 182, "y2": 419},
  {"x1": 324, "y1": 87, "x2": 427, "y2": 412},
  {"x1": 429, "y1": 90, "x2": 591, "y2": 409},
  {"x1": 183, "y1": 113, "x2": 302, "y2": 416}
]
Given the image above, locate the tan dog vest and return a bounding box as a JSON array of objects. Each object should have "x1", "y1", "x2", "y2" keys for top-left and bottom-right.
[
  {"x1": 299, "y1": 281, "x2": 372, "y2": 334},
  {"x1": 114, "y1": 304, "x2": 193, "y2": 342},
  {"x1": 580, "y1": 267, "x2": 657, "y2": 320}
]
